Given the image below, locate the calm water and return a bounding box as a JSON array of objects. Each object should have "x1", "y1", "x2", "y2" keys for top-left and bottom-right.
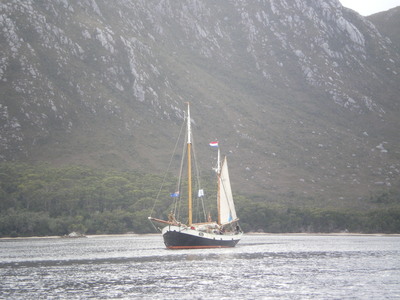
[{"x1": 1, "y1": 234, "x2": 399, "y2": 299}]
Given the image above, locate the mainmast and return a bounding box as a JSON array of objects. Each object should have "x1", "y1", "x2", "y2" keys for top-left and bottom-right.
[
  {"x1": 186, "y1": 102, "x2": 193, "y2": 226},
  {"x1": 217, "y1": 148, "x2": 221, "y2": 225}
]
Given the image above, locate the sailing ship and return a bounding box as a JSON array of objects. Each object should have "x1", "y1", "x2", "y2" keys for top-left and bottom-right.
[{"x1": 149, "y1": 103, "x2": 242, "y2": 249}]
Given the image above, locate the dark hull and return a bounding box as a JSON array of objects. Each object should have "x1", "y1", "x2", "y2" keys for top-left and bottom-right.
[{"x1": 163, "y1": 229, "x2": 241, "y2": 249}]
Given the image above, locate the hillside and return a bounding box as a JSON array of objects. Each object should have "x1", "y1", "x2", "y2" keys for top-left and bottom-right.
[
  {"x1": 1, "y1": 0, "x2": 399, "y2": 208},
  {"x1": 368, "y1": 6, "x2": 400, "y2": 50}
]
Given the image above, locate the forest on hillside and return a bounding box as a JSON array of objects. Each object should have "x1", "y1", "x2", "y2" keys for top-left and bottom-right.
[{"x1": 0, "y1": 163, "x2": 399, "y2": 237}]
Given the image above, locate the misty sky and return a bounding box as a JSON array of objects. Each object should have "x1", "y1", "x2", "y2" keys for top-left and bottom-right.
[{"x1": 339, "y1": 0, "x2": 400, "y2": 16}]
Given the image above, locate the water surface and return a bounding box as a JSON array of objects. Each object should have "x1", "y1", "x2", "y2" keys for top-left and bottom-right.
[{"x1": 1, "y1": 234, "x2": 399, "y2": 299}]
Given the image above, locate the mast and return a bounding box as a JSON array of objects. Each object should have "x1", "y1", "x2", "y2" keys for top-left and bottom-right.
[
  {"x1": 186, "y1": 102, "x2": 193, "y2": 226},
  {"x1": 217, "y1": 148, "x2": 221, "y2": 225}
]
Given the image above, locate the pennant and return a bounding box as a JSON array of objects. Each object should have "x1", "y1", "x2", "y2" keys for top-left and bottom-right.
[
  {"x1": 198, "y1": 189, "x2": 204, "y2": 197},
  {"x1": 170, "y1": 191, "x2": 180, "y2": 197}
]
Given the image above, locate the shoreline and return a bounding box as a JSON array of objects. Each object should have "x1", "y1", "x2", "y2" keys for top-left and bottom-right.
[
  {"x1": 1, "y1": 232, "x2": 400, "y2": 240},
  {"x1": 245, "y1": 232, "x2": 400, "y2": 236},
  {"x1": 0, "y1": 233, "x2": 157, "y2": 240}
]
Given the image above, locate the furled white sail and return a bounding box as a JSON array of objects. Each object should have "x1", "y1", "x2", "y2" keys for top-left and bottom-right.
[{"x1": 219, "y1": 156, "x2": 237, "y2": 224}]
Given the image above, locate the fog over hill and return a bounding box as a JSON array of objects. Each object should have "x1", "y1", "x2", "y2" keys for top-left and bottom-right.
[{"x1": 1, "y1": 0, "x2": 399, "y2": 206}]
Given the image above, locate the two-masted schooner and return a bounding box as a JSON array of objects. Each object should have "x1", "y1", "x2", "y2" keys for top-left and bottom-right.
[{"x1": 149, "y1": 103, "x2": 242, "y2": 249}]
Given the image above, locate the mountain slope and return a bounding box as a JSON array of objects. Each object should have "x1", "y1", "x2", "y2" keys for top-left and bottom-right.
[
  {"x1": 1, "y1": 0, "x2": 399, "y2": 207},
  {"x1": 368, "y1": 6, "x2": 400, "y2": 50}
]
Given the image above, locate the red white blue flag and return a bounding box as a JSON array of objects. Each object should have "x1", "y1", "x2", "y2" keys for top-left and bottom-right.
[{"x1": 209, "y1": 141, "x2": 219, "y2": 147}]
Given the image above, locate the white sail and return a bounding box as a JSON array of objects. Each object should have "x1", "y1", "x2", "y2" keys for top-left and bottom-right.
[{"x1": 219, "y1": 156, "x2": 237, "y2": 224}]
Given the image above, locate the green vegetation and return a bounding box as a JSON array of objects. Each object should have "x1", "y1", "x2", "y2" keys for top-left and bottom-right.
[
  {"x1": 0, "y1": 163, "x2": 168, "y2": 237},
  {"x1": 237, "y1": 197, "x2": 400, "y2": 234},
  {"x1": 0, "y1": 162, "x2": 399, "y2": 237}
]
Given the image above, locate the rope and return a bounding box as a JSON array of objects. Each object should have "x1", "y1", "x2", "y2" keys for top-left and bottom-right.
[
  {"x1": 191, "y1": 135, "x2": 208, "y2": 222},
  {"x1": 149, "y1": 108, "x2": 211, "y2": 226},
  {"x1": 149, "y1": 118, "x2": 186, "y2": 218},
  {"x1": 174, "y1": 130, "x2": 187, "y2": 221}
]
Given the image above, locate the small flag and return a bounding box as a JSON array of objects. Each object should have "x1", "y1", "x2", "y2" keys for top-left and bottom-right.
[
  {"x1": 198, "y1": 189, "x2": 204, "y2": 197},
  {"x1": 209, "y1": 141, "x2": 219, "y2": 147},
  {"x1": 170, "y1": 191, "x2": 180, "y2": 197}
]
